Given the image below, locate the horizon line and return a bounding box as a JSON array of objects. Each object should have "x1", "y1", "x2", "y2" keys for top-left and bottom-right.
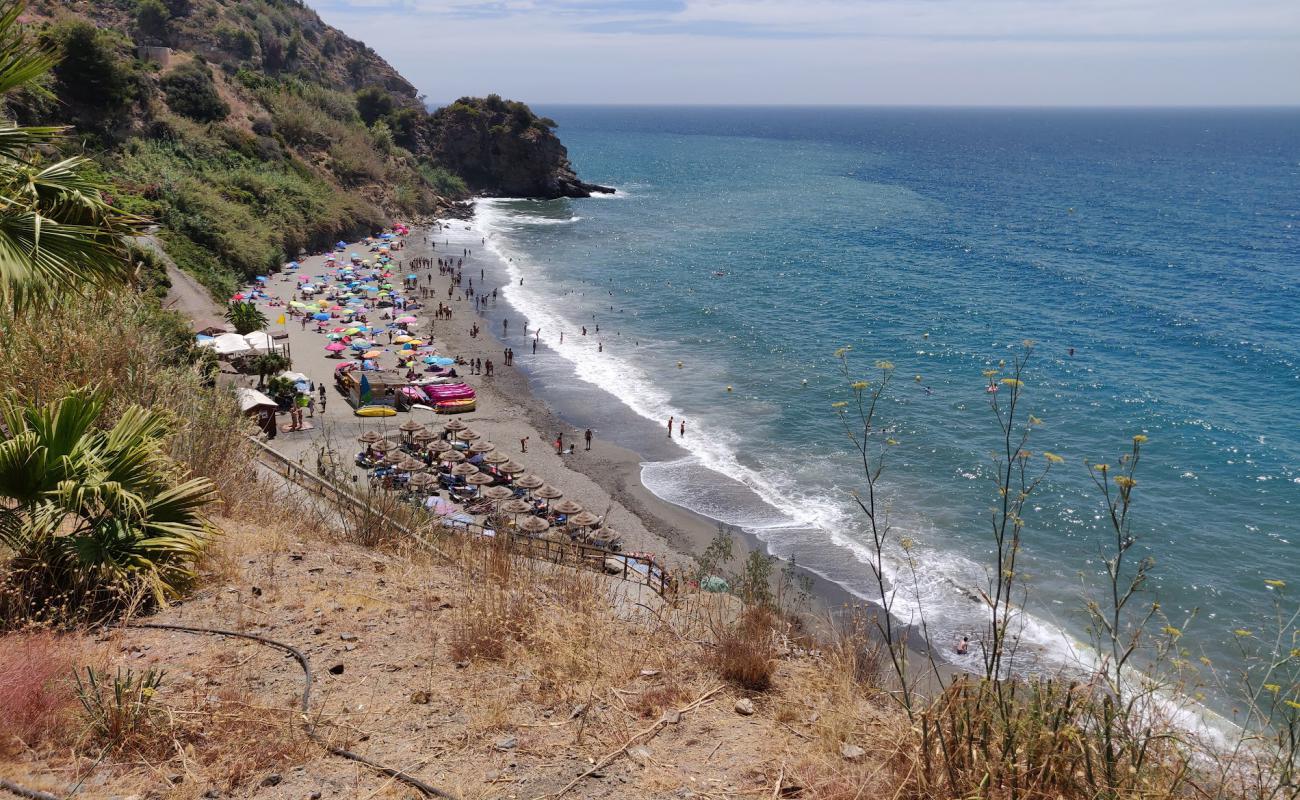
[{"x1": 425, "y1": 100, "x2": 1300, "y2": 111}]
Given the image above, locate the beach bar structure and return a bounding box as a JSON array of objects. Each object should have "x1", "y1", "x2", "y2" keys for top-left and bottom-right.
[{"x1": 336, "y1": 368, "x2": 406, "y2": 409}]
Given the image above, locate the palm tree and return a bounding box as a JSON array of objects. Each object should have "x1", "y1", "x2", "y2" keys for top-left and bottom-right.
[
  {"x1": 225, "y1": 300, "x2": 267, "y2": 334},
  {"x1": 0, "y1": 387, "x2": 216, "y2": 627},
  {"x1": 249, "y1": 350, "x2": 291, "y2": 389},
  {"x1": 0, "y1": 0, "x2": 143, "y2": 310}
]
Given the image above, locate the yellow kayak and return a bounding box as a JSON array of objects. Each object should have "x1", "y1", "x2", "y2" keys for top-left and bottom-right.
[{"x1": 354, "y1": 405, "x2": 397, "y2": 417}]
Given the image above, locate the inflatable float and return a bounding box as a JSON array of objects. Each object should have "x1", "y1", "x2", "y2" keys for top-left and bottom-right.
[
  {"x1": 435, "y1": 398, "x2": 476, "y2": 414},
  {"x1": 354, "y1": 405, "x2": 397, "y2": 417}
]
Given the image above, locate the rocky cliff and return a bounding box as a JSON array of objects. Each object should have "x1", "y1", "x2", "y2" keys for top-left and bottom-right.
[{"x1": 428, "y1": 96, "x2": 613, "y2": 198}]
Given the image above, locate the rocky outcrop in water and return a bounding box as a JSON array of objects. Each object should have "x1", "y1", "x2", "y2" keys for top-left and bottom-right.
[{"x1": 426, "y1": 96, "x2": 614, "y2": 199}]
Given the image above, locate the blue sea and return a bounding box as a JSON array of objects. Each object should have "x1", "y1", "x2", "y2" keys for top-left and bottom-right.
[{"x1": 467, "y1": 107, "x2": 1299, "y2": 713}]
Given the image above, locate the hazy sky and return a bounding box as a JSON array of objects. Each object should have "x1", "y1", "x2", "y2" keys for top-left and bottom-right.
[{"x1": 313, "y1": 0, "x2": 1300, "y2": 106}]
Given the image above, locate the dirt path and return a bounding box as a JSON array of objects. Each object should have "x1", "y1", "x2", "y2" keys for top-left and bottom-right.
[{"x1": 137, "y1": 231, "x2": 224, "y2": 324}]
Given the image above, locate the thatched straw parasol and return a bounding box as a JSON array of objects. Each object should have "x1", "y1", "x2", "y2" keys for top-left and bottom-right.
[
  {"x1": 451, "y1": 462, "x2": 479, "y2": 476},
  {"x1": 369, "y1": 439, "x2": 397, "y2": 453},
  {"x1": 534, "y1": 484, "x2": 563, "y2": 500},
  {"x1": 358, "y1": 431, "x2": 384, "y2": 444},
  {"x1": 443, "y1": 418, "x2": 468, "y2": 432},
  {"x1": 481, "y1": 451, "x2": 510, "y2": 465},
  {"x1": 428, "y1": 440, "x2": 453, "y2": 453},
  {"x1": 518, "y1": 515, "x2": 550, "y2": 535},
  {"x1": 395, "y1": 456, "x2": 426, "y2": 472},
  {"x1": 499, "y1": 460, "x2": 526, "y2": 474},
  {"x1": 438, "y1": 449, "x2": 465, "y2": 463},
  {"x1": 468, "y1": 440, "x2": 496, "y2": 454},
  {"x1": 407, "y1": 472, "x2": 438, "y2": 489},
  {"x1": 481, "y1": 485, "x2": 514, "y2": 502},
  {"x1": 457, "y1": 429, "x2": 481, "y2": 442},
  {"x1": 568, "y1": 510, "x2": 600, "y2": 528},
  {"x1": 399, "y1": 419, "x2": 424, "y2": 433},
  {"x1": 466, "y1": 472, "x2": 495, "y2": 486},
  {"x1": 513, "y1": 474, "x2": 544, "y2": 490},
  {"x1": 551, "y1": 499, "x2": 584, "y2": 515},
  {"x1": 499, "y1": 498, "x2": 532, "y2": 515}
]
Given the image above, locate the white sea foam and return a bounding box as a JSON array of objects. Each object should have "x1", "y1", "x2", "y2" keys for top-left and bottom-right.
[
  {"x1": 466, "y1": 198, "x2": 1242, "y2": 745},
  {"x1": 476, "y1": 198, "x2": 1075, "y2": 667}
]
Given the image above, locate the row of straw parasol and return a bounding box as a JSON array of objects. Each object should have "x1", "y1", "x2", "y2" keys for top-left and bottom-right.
[{"x1": 356, "y1": 422, "x2": 607, "y2": 539}]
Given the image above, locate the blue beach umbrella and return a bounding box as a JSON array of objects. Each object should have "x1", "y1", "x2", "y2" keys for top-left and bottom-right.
[{"x1": 312, "y1": 312, "x2": 330, "y2": 321}]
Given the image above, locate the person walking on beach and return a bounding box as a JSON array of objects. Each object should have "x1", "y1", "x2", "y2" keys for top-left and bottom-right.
[
  {"x1": 667, "y1": 416, "x2": 674, "y2": 438},
  {"x1": 584, "y1": 428, "x2": 593, "y2": 450},
  {"x1": 503, "y1": 318, "x2": 508, "y2": 334},
  {"x1": 555, "y1": 433, "x2": 563, "y2": 454}
]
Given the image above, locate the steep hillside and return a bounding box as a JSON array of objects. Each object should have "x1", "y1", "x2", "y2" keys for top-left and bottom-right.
[{"x1": 10, "y1": 0, "x2": 600, "y2": 296}]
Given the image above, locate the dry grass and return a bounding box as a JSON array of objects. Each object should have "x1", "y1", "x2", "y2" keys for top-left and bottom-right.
[
  {"x1": 713, "y1": 606, "x2": 778, "y2": 693},
  {"x1": 0, "y1": 629, "x2": 80, "y2": 755}
]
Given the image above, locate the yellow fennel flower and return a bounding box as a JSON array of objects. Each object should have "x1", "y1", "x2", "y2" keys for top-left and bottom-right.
[{"x1": 1043, "y1": 452, "x2": 1065, "y2": 464}]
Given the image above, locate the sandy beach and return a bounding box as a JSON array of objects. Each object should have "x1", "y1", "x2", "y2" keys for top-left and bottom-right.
[
  {"x1": 230, "y1": 221, "x2": 874, "y2": 622},
  {"x1": 245, "y1": 229, "x2": 692, "y2": 570}
]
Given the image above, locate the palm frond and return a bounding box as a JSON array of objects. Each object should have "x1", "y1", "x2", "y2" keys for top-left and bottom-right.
[
  {"x1": 0, "y1": 210, "x2": 134, "y2": 305},
  {"x1": 0, "y1": 0, "x2": 56, "y2": 99},
  {"x1": 0, "y1": 122, "x2": 65, "y2": 161}
]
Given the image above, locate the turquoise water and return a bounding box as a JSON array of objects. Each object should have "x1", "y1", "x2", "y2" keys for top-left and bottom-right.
[{"x1": 469, "y1": 107, "x2": 1300, "y2": 700}]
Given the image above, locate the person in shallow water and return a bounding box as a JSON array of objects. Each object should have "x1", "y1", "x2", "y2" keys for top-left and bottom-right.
[
  {"x1": 667, "y1": 416, "x2": 674, "y2": 438},
  {"x1": 956, "y1": 636, "x2": 970, "y2": 655}
]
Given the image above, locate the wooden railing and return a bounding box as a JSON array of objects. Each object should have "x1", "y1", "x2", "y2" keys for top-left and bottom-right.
[{"x1": 251, "y1": 438, "x2": 672, "y2": 597}]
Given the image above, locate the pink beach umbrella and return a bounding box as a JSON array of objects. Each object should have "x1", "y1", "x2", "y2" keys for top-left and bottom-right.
[
  {"x1": 325, "y1": 342, "x2": 346, "y2": 352},
  {"x1": 396, "y1": 315, "x2": 418, "y2": 325}
]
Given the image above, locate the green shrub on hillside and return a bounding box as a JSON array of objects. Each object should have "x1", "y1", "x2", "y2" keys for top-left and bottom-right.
[
  {"x1": 355, "y1": 86, "x2": 393, "y2": 125},
  {"x1": 135, "y1": 0, "x2": 170, "y2": 43},
  {"x1": 40, "y1": 20, "x2": 144, "y2": 126},
  {"x1": 419, "y1": 162, "x2": 468, "y2": 197},
  {"x1": 161, "y1": 60, "x2": 229, "y2": 122},
  {"x1": 216, "y1": 24, "x2": 255, "y2": 58}
]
